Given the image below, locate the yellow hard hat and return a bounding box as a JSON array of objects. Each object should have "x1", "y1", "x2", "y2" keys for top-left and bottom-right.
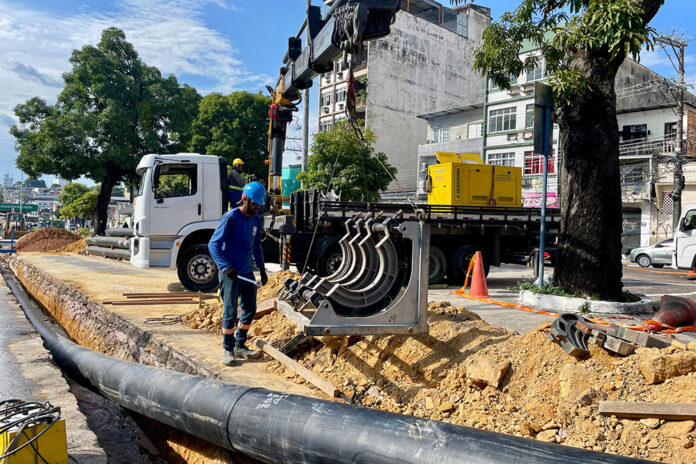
[{"x1": 233, "y1": 158, "x2": 244, "y2": 166}]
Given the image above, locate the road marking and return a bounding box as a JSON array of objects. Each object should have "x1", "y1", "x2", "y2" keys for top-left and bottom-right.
[{"x1": 623, "y1": 266, "x2": 689, "y2": 276}]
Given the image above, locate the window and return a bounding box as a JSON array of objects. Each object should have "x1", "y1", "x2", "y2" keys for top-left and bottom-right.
[
  {"x1": 488, "y1": 152, "x2": 516, "y2": 166},
  {"x1": 524, "y1": 150, "x2": 556, "y2": 175},
  {"x1": 488, "y1": 107, "x2": 516, "y2": 133},
  {"x1": 154, "y1": 164, "x2": 197, "y2": 198},
  {"x1": 510, "y1": 74, "x2": 518, "y2": 85},
  {"x1": 335, "y1": 89, "x2": 347, "y2": 103},
  {"x1": 665, "y1": 122, "x2": 677, "y2": 138},
  {"x1": 525, "y1": 104, "x2": 534, "y2": 129},
  {"x1": 622, "y1": 124, "x2": 647, "y2": 141},
  {"x1": 468, "y1": 122, "x2": 483, "y2": 139},
  {"x1": 621, "y1": 164, "x2": 646, "y2": 185},
  {"x1": 489, "y1": 78, "x2": 499, "y2": 91},
  {"x1": 434, "y1": 128, "x2": 450, "y2": 143},
  {"x1": 320, "y1": 93, "x2": 331, "y2": 107},
  {"x1": 526, "y1": 63, "x2": 543, "y2": 82},
  {"x1": 319, "y1": 120, "x2": 333, "y2": 133}
]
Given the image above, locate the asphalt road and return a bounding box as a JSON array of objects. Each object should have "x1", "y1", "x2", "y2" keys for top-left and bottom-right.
[{"x1": 621, "y1": 265, "x2": 696, "y2": 297}]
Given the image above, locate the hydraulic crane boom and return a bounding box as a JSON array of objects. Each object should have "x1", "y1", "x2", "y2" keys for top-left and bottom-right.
[{"x1": 266, "y1": 0, "x2": 400, "y2": 201}]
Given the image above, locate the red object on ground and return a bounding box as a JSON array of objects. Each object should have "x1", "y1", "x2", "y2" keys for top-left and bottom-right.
[
  {"x1": 653, "y1": 295, "x2": 696, "y2": 328},
  {"x1": 454, "y1": 251, "x2": 489, "y2": 298}
]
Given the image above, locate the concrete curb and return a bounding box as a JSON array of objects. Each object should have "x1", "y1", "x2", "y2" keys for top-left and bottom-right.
[{"x1": 519, "y1": 290, "x2": 653, "y2": 315}]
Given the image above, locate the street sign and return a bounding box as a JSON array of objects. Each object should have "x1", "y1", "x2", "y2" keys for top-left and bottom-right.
[
  {"x1": 533, "y1": 82, "x2": 554, "y2": 154},
  {"x1": 0, "y1": 203, "x2": 39, "y2": 212}
]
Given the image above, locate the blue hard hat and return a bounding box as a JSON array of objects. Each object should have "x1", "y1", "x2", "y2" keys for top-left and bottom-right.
[{"x1": 243, "y1": 181, "x2": 266, "y2": 205}]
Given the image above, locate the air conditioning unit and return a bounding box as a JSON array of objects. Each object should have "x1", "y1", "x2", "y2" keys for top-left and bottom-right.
[
  {"x1": 508, "y1": 86, "x2": 520, "y2": 96},
  {"x1": 523, "y1": 131, "x2": 534, "y2": 139},
  {"x1": 321, "y1": 106, "x2": 330, "y2": 114},
  {"x1": 324, "y1": 75, "x2": 332, "y2": 84},
  {"x1": 336, "y1": 71, "x2": 344, "y2": 80},
  {"x1": 521, "y1": 82, "x2": 534, "y2": 93},
  {"x1": 337, "y1": 102, "x2": 345, "y2": 111},
  {"x1": 507, "y1": 133, "x2": 519, "y2": 141}
]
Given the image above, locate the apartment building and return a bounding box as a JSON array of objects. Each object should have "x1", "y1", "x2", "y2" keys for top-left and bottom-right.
[{"x1": 318, "y1": 0, "x2": 491, "y2": 198}]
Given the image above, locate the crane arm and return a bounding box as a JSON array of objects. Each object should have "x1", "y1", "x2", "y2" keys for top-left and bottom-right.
[{"x1": 267, "y1": 0, "x2": 400, "y2": 188}]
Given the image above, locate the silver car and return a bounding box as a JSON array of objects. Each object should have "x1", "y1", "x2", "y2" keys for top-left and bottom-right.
[{"x1": 629, "y1": 238, "x2": 673, "y2": 268}]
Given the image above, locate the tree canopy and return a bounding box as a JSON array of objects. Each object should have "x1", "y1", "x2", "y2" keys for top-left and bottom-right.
[
  {"x1": 11, "y1": 27, "x2": 201, "y2": 234},
  {"x1": 297, "y1": 122, "x2": 396, "y2": 202},
  {"x1": 58, "y1": 182, "x2": 96, "y2": 220},
  {"x1": 456, "y1": 0, "x2": 664, "y2": 300},
  {"x1": 188, "y1": 91, "x2": 271, "y2": 180}
]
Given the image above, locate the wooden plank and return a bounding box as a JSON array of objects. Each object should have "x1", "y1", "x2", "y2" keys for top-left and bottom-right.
[
  {"x1": 255, "y1": 339, "x2": 339, "y2": 398},
  {"x1": 253, "y1": 299, "x2": 277, "y2": 320},
  {"x1": 123, "y1": 292, "x2": 215, "y2": 298},
  {"x1": 103, "y1": 299, "x2": 196, "y2": 305},
  {"x1": 599, "y1": 401, "x2": 696, "y2": 420}
]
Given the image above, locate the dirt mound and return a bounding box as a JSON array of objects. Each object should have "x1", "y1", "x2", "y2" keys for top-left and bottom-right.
[
  {"x1": 251, "y1": 301, "x2": 696, "y2": 463},
  {"x1": 182, "y1": 270, "x2": 300, "y2": 332},
  {"x1": 15, "y1": 228, "x2": 80, "y2": 252},
  {"x1": 56, "y1": 237, "x2": 88, "y2": 253}
]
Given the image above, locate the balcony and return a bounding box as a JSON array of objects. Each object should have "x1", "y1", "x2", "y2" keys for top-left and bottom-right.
[{"x1": 619, "y1": 135, "x2": 676, "y2": 159}]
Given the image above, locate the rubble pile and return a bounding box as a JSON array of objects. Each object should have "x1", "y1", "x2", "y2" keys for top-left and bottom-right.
[
  {"x1": 182, "y1": 270, "x2": 299, "y2": 333},
  {"x1": 15, "y1": 228, "x2": 81, "y2": 252},
  {"x1": 250, "y1": 300, "x2": 696, "y2": 464},
  {"x1": 57, "y1": 237, "x2": 88, "y2": 253}
]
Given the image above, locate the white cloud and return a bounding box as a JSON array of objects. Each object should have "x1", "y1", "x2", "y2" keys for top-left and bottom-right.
[{"x1": 0, "y1": 0, "x2": 270, "y2": 177}]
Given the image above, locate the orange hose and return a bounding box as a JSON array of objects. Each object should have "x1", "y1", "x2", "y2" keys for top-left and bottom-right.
[{"x1": 452, "y1": 256, "x2": 696, "y2": 333}]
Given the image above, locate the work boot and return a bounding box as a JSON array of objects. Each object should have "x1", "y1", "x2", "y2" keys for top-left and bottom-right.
[
  {"x1": 234, "y1": 345, "x2": 262, "y2": 360},
  {"x1": 223, "y1": 350, "x2": 236, "y2": 366}
]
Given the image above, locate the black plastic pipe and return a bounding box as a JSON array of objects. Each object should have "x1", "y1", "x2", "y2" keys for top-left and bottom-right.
[{"x1": 3, "y1": 268, "x2": 656, "y2": 464}]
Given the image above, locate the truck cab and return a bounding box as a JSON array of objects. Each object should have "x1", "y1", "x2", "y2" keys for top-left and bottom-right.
[
  {"x1": 131, "y1": 153, "x2": 228, "y2": 291},
  {"x1": 672, "y1": 204, "x2": 696, "y2": 269}
]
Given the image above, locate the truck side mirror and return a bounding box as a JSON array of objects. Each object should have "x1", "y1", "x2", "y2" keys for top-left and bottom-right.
[{"x1": 681, "y1": 217, "x2": 691, "y2": 231}]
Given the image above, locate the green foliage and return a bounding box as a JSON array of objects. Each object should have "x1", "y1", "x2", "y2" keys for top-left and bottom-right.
[
  {"x1": 577, "y1": 301, "x2": 591, "y2": 313},
  {"x1": 297, "y1": 122, "x2": 397, "y2": 202},
  {"x1": 622, "y1": 291, "x2": 641, "y2": 302},
  {"x1": 58, "y1": 183, "x2": 90, "y2": 208},
  {"x1": 513, "y1": 279, "x2": 573, "y2": 297},
  {"x1": 10, "y1": 27, "x2": 201, "y2": 232},
  {"x1": 188, "y1": 91, "x2": 271, "y2": 180},
  {"x1": 60, "y1": 191, "x2": 98, "y2": 220},
  {"x1": 456, "y1": 0, "x2": 656, "y2": 102},
  {"x1": 156, "y1": 174, "x2": 191, "y2": 198}
]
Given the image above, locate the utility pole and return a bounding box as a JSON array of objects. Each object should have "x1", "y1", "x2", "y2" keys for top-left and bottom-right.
[
  {"x1": 302, "y1": 0, "x2": 311, "y2": 173},
  {"x1": 655, "y1": 35, "x2": 688, "y2": 229}
]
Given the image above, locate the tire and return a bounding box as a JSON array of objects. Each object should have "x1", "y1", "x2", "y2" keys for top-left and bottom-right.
[
  {"x1": 449, "y1": 245, "x2": 490, "y2": 285},
  {"x1": 636, "y1": 254, "x2": 652, "y2": 268},
  {"x1": 177, "y1": 244, "x2": 219, "y2": 292},
  {"x1": 315, "y1": 243, "x2": 343, "y2": 277},
  {"x1": 428, "y1": 245, "x2": 447, "y2": 284},
  {"x1": 652, "y1": 264, "x2": 664, "y2": 268}
]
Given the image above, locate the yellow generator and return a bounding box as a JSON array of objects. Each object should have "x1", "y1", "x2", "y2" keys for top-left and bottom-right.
[{"x1": 426, "y1": 152, "x2": 521, "y2": 207}]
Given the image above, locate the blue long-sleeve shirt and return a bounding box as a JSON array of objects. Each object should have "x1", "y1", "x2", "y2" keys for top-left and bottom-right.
[{"x1": 208, "y1": 208, "x2": 265, "y2": 275}]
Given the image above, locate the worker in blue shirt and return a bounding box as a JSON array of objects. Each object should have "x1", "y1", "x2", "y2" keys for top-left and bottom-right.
[{"x1": 208, "y1": 181, "x2": 269, "y2": 365}]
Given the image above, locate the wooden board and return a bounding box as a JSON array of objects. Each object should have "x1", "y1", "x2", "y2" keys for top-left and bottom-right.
[
  {"x1": 254, "y1": 299, "x2": 277, "y2": 320},
  {"x1": 255, "y1": 339, "x2": 339, "y2": 398},
  {"x1": 599, "y1": 401, "x2": 696, "y2": 420}
]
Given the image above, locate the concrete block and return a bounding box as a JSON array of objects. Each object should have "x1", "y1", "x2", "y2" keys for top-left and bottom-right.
[
  {"x1": 602, "y1": 334, "x2": 638, "y2": 356},
  {"x1": 607, "y1": 324, "x2": 671, "y2": 348}
]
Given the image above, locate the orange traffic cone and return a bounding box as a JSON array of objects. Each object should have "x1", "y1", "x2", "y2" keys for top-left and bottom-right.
[
  {"x1": 454, "y1": 251, "x2": 489, "y2": 298},
  {"x1": 688, "y1": 265, "x2": 696, "y2": 279}
]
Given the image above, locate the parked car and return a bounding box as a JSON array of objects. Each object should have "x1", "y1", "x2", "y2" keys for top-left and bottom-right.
[{"x1": 629, "y1": 238, "x2": 673, "y2": 268}]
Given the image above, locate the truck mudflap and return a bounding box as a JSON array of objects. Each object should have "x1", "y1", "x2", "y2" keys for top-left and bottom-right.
[{"x1": 276, "y1": 217, "x2": 430, "y2": 336}]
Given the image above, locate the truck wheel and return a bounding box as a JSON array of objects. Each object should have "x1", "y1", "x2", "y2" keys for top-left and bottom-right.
[
  {"x1": 449, "y1": 245, "x2": 490, "y2": 285},
  {"x1": 316, "y1": 243, "x2": 343, "y2": 277},
  {"x1": 177, "y1": 244, "x2": 219, "y2": 292},
  {"x1": 429, "y1": 245, "x2": 447, "y2": 284},
  {"x1": 636, "y1": 254, "x2": 651, "y2": 268}
]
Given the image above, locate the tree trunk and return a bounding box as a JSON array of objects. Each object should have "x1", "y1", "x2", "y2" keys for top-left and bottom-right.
[
  {"x1": 554, "y1": 53, "x2": 624, "y2": 301},
  {"x1": 94, "y1": 173, "x2": 117, "y2": 236}
]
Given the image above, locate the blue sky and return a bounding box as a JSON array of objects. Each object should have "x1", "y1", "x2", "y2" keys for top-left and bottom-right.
[{"x1": 0, "y1": 0, "x2": 694, "y2": 185}]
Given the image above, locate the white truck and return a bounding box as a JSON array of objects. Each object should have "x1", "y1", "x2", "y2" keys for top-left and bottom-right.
[
  {"x1": 130, "y1": 153, "x2": 230, "y2": 292},
  {"x1": 673, "y1": 204, "x2": 696, "y2": 270}
]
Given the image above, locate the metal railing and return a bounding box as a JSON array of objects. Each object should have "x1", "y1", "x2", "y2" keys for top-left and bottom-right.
[
  {"x1": 619, "y1": 135, "x2": 676, "y2": 158},
  {"x1": 0, "y1": 229, "x2": 17, "y2": 254}
]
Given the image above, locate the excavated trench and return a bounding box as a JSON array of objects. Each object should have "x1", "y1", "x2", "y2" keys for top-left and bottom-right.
[{"x1": 4, "y1": 257, "x2": 262, "y2": 464}]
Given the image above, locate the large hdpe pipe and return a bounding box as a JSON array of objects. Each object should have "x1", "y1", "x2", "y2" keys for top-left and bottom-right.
[{"x1": 3, "y1": 269, "x2": 655, "y2": 464}]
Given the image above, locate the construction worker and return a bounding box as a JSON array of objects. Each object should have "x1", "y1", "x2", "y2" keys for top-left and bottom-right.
[
  {"x1": 208, "y1": 181, "x2": 269, "y2": 366},
  {"x1": 228, "y1": 158, "x2": 245, "y2": 207}
]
